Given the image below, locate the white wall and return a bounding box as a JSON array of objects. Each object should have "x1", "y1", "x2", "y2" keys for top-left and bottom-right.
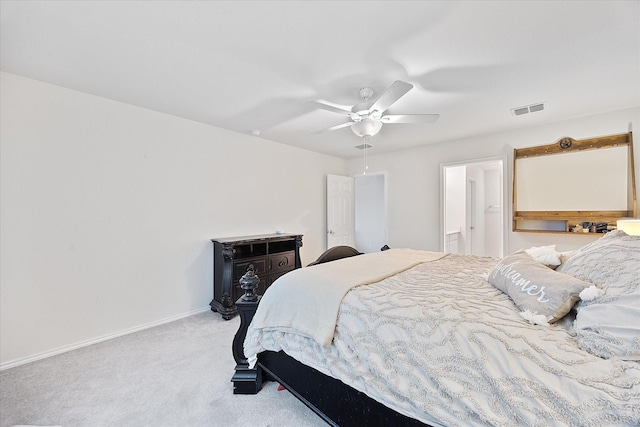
[
  {"x1": 0, "y1": 72, "x2": 346, "y2": 367},
  {"x1": 347, "y1": 106, "x2": 640, "y2": 254}
]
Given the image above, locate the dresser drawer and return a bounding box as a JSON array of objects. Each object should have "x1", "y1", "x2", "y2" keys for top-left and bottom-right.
[{"x1": 269, "y1": 251, "x2": 295, "y2": 275}]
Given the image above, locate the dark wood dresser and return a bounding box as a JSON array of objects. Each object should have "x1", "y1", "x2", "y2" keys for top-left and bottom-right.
[{"x1": 210, "y1": 233, "x2": 302, "y2": 319}]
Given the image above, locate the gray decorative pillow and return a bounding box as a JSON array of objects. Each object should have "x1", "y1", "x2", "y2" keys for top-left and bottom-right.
[{"x1": 488, "y1": 252, "x2": 590, "y2": 323}]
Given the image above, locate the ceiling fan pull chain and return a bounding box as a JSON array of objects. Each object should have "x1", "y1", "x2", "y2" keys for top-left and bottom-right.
[
  {"x1": 363, "y1": 141, "x2": 366, "y2": 175},
  {"x1": 363, "y1": 135, "x2": 370, "y2": 175}
]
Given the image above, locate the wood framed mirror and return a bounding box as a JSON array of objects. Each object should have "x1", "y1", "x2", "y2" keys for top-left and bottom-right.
[{"x1": 513, "y1": 132, "x2": 636, "y2": 234}]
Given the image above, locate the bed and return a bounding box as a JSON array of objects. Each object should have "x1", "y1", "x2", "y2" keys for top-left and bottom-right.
[{"x1": 231, "y1": 232, "x2": 640, "y2": 426}]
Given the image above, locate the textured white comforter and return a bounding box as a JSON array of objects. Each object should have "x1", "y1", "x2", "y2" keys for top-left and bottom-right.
[
  {"x1": 248, "y1": 248, "x2": 446, "y2": 348},
  {"x1": 244, "y1": 252, "x2": 640, "y2": 426}
]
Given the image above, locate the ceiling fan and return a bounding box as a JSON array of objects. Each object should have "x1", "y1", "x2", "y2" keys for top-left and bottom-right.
[{"x1": 307, "y1": 80, "x2": 439, "y2": 138}]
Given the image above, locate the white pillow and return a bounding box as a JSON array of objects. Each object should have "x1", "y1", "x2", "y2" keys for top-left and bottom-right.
[
  {"x1": 574, "y1": 290, "x2": 640, "y2": 360},
  {"x1": 524, "y1": 245, "x2": 562, "y2": 267}
]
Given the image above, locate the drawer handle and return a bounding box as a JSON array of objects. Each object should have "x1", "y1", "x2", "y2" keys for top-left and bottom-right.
[{"x1": 278, "y1": 258, "x2": 288, "y2": 268}]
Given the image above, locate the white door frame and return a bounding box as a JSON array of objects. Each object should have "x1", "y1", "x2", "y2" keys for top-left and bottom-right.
[
  {"x1": 466, "y1": 177, "x2": 477, "y2": 255},
  {"x1": 440, "y1": 155, "x2": 507, "y2": 257}
]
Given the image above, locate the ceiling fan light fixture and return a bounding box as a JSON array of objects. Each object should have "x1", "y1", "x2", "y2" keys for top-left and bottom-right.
[{"x1": 351, "y1": 117, "x2": 382, "y2": 137}]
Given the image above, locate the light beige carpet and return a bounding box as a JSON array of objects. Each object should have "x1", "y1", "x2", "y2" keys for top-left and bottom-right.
[{"x1": 0, "y1": 311, "x2": 326, "y2": 427}]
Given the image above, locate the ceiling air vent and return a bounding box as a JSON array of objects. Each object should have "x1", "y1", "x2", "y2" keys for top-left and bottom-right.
[{"x1": 511, "y1": 102, "x2": 545, "y2": 116}]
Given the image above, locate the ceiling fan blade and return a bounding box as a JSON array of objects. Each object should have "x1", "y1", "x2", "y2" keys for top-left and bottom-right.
[
  {"x1": 312, "y1": 121, "x2": 354, "y2": 134},
  {"x1": 369, "y1": 80, "x2": 413, "y2": 114},
  {"x1": 306, "y1": 100, "x2": 354, "y2": 117},
  {"x1": 380, "y1": 114, "x2": 440, "y2": 124}
]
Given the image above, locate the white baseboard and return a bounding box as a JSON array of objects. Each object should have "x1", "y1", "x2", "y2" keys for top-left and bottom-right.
[{"x1": 0, "y1": 306, "x2": 212, "y2": 371}]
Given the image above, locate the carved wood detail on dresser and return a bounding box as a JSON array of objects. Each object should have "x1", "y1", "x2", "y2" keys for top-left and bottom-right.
[{"x1": 210, "y1": 233, "x2": 302, "y2": 319}]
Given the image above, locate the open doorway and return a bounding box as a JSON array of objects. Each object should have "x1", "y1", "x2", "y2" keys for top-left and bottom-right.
[
  {"x1": 354, "y1": 172, "x2": 387, "y2": 253},
  {"x1": 441, "y1": 157, "x2": 505, "y2": 258},
  {"x1": 326, "y1": 173, "x2": 388, "y2": 254}
]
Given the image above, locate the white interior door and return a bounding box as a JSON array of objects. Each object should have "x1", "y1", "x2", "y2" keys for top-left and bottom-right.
[{"x1": 327, "y1": 174, "x2": 355, "y2": 249}]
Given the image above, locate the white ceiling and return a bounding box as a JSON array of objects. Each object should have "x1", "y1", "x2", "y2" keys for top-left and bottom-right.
[{"x1": 2, "y1": 1, "x2": 639, "y2": 159}]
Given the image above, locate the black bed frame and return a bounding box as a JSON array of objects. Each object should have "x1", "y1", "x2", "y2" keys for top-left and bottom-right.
[{"x1": 230, "y1": 246, "x2": 432, "y2": 427}]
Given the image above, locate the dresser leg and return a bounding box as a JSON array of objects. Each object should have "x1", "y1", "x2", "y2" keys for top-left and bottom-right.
[{"x1": 210, "y1": 298, "x2": 237, "y2": 320}]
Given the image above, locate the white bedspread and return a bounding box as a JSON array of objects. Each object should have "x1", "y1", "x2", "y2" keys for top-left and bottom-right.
[
  {"x1": 247, "y1": 248, "x2": 445, "y2": 349},
  {"x1": 244, "y1": 253, "x2": 640, "y2": 426}
]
